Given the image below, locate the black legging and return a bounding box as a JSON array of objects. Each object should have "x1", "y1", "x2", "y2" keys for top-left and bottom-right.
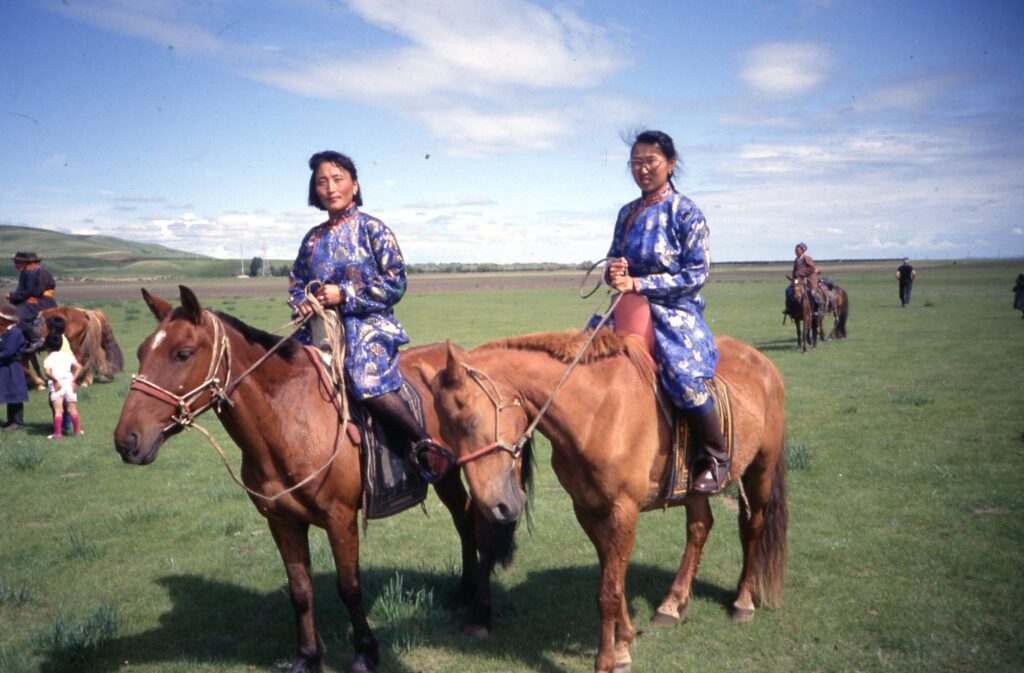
[{"x1": 360, "y1": 390, "x2": 428, "y2": 447}]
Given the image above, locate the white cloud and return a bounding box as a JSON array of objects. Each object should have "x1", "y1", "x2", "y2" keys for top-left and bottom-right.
[{"x1": 738, "y1": 42, "x2": 831, "y2": 98}]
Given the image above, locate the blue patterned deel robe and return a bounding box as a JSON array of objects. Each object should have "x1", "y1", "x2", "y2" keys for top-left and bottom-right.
[
  {"x1": 607, "y1": 187, "x2": 719, "y2": 410},
  {"x1": 288, "y1": 204, "x2": 410, "y2": 400}
]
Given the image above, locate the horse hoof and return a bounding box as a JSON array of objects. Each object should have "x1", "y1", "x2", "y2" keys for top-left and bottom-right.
[
  {"x1": 650, "y1": 608, "x2": 679, "y2": 626},
  {"x1": 731, "y1": 606, "x2": 755, "y2": 622},
  {"x1": 462, "y1": 623, "x2": 490, "y2": 639},
  {"x1": 349, "y1": 653, "x2": 376, "y2": 673}
]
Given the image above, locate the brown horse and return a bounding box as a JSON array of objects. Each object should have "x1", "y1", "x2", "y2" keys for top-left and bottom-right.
[
  {"x1": 113, "y1": 286, "x2": 517, "y2": 673},
  {"x1": 429, "y1": 331, "x2": 788, "y2": 673},
  {"x1": 784, "y1": 276, "x2": 822, "y2": 352},
  {"x1": 22, "y1": 306, "x2": 124, "y2": 387},
  {"x1": 819, "y1": 283, "x2": 849, "y2": 340}
]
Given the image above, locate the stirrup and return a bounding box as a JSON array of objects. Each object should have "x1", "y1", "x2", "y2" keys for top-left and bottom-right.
[
  {"x1": 691, "y1": 460, "x2": 729, "y2": 495},
  {"x1": 411, "y1": 439, "x2": 456, "y2": 483}
]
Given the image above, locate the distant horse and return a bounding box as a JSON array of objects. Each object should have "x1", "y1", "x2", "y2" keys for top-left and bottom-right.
[
  {"x1": 429, "y1": 331, "x2": 788, "y2": 673},
  {"x1": 114, "y1": 286, "x2": 518, "y2": 673},
  {"x1": 22, "y1": 306, "x2": 124, "y2": 387},
  {"x1": 784, "y1": 276, "x2": 821, "y2": 352},
  {"x1": 818, "y1": 282, "x2": 849, "y2": 340}
]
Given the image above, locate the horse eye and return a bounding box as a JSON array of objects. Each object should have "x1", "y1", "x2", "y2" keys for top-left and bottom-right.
[{"x1": 174, "y1": 350, "x2": 192, "y2": 362}]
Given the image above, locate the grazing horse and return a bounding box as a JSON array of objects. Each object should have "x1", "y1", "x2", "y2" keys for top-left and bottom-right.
[
  {"x1": 784, "y1": 276, "x2": 821, "y2": 352},
  {"x1": 429, "y1": 331, "x2": 788, "y2": 673},
  {"x1": 113, "y1": 286, "x2": 517, "y2": 673},
  {"x1": 22, "y1": 306, "x2": 124, "y2": 387}
]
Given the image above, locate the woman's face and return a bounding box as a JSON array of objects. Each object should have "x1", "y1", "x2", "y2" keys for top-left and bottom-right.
[
  {"x1": 314, "y1": 162, "x2": 358, "y2": 216},
  {"x1": 630, "y1": 142, "x2": 674, "y2": 196}
]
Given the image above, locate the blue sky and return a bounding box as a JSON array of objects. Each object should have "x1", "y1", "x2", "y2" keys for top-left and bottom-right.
[{"x1": 2, "y1": 0, "x2": 1023, "y2": 263}]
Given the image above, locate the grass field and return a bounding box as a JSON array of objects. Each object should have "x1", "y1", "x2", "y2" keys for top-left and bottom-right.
[{"x1": 1, "y1": 259, "x2": 1021, "y2": 673}]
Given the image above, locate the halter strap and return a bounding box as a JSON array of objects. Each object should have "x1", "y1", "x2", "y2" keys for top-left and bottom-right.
[{"x1": 456, "y1": 292, "x2": 624, "y2": 466}]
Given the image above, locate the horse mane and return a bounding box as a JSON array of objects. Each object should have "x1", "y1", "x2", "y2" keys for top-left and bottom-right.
[
  {"x1": 211, "y1": 311, "x2": 299, "y2": 360},
  {"x1": 476, "y1": 329, "x2": 656, "y2": 388}
]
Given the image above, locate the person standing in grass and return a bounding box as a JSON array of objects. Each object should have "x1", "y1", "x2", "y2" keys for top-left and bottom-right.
[
  {"x1": 42, "y1": 332, "x2": 83, "y2": 439},
  {"x1": 896, "y1": 258, "x2": 916, "y2": 308},
  {"x1": 1013, "y1": 273, "x2": 1024, "y2": 319},
  {"x1": 0, "y1": 304, "x2": 29, "y2": 432},
  {"x1": 45, "y1": 314, "x2": 75, "y2": 435},
  {"x1": 604, "y1": 129, "x2": 728, "y2": 494}
]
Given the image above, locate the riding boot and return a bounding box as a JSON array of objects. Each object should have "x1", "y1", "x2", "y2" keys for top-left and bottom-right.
[
  {"x1": 688, "y1": 404, "x2": 730, "y2": 495},
  {"x1": 361, "y1": 391, "x2": 453, "y2": 481}
]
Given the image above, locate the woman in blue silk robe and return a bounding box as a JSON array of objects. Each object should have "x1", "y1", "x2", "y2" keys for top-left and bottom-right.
[
  {"x1": 289, "y1": 150, "x2": 450, "y2": 480},
  {"x1": 606, "y1": 130, "x2": 729, "y2": 494}
]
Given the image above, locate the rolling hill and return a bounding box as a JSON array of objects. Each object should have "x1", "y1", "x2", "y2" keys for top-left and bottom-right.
[{"x1": 0, "y1": 224, "x2": 256, "y2": 278}]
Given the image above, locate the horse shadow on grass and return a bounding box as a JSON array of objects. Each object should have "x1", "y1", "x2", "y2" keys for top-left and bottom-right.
[{"x1": 37, "y1": 563, "x2": 734, "y2": 673}]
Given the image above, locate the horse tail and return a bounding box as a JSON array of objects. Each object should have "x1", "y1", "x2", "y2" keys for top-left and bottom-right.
[
  {"x1": 753, "y1": 451, "x2": 788, "y2": 609},
  {"x1": 96, "y1": 310, "x2": 125, "y2": 376},
  {"x1": 78, "y1": 310, "x2": 107, "y2": 380}
]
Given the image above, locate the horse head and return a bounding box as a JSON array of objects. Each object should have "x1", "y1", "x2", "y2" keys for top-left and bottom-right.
[
  {"x1": 114, "y1": 286, "x2": 226, "y2": 465},
  {"x1": 788, "y1": 275, "x2": 806, "y2": 302},
  {"x1": 430, "y1": 342, "x2": 529, "y2": 524}
]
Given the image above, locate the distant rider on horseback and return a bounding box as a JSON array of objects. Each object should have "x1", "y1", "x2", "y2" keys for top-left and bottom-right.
[
  {"x1": 784, "y1": 243, "x2": 821, "y2": 314},
  {"x1": 5, "y1": 252, "x2": 57, "y2": 353}
]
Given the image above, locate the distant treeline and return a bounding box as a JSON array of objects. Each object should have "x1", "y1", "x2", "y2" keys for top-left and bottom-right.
[{"x1": 247, "y1": 257, "x2": 597, "y2": 277}]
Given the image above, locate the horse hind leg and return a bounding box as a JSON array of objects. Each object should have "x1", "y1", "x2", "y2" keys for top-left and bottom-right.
[
  {"x1": 652, "y1": 497, "x2": 713, "y2": 626},
  {"x1": 733, "y1": 454, "x2": 788, "y2": 622}
]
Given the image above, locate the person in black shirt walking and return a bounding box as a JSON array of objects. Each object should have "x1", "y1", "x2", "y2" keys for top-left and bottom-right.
[{"x1": 896, "y1": 258, "x2": 916, "y2": 308}]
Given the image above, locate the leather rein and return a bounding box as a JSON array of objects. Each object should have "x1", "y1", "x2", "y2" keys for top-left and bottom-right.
[
  {"x1": 127, "y1": 309, "x2": 350, "y2": 503},
  {"x1": 455, "y1": 290, "x2": 624, "y2": 468}
]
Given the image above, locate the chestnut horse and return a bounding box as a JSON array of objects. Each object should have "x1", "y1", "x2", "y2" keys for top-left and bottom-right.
[
  {"x1": 429, "y1": 331, "x2": 787, "y2": 673},
  {"x1": 113, "y1": 286, "x2": 517, "y2": 673},
  {"x1": 22, "y1": 306, "x2": 124, "y2": 387},
  {"x1": 784, "y1": 276, "x2": 822, "y2": 352}
]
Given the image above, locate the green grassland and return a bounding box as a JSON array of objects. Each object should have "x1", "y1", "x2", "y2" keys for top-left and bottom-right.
[{"x1": 0, "y1": 260, "x2": 1021, "y2": 672}]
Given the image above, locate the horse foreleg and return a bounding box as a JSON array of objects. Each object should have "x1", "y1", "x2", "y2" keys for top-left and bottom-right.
[
  {"x1": 326, "y1": 510, "x2": 379, "y2": 673},
  {"x1": 431, "y1": 472, "x2": 484, "y2": 630},
  {"x1": 22, "y1": 354, "x2": 45, "y2": 389},
  {"x1": 268, "y1": 519, "x2": 325, "y2": 673},
  {"x1": 652, "y1": 497, "x2": 713, "y2": 625},
  {"x1": 575, "y1": 501, "x2": 637, "y2": 673}
]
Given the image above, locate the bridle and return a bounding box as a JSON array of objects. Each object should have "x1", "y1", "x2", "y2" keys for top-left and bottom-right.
[
  {"x1": 454, "y1": 288, "x2": 624, "y2": 468},
  {"x1": 129, "y1": 311, "x2": 234, "y2": 434},
  {"x1": 453, "y1": 364, "x2": 527, "y2": 467},
  {"x1": 126, "y1": 309, "x2": 346, "y2": 503}
]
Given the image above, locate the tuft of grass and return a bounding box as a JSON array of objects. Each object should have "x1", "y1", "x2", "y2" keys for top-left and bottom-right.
[
  {"x1": 0, "y1": 578, "x2": 37, "y2": 606},
  {"x1": 785, "y1": 441, "x2": 812, "y2": 471},
  {"x1": 838, "y1": 405, "x2": 858, "y2": 415},
  {"x1": 1, "y1": 446, "x2": 44, "y2": 471},
  {"x1": 373, "y1": 573, "x2": 447, "y2": 655},
  {"x1": 65, "y1": 527, "x2": 103, "y2": 561},
  {"x1": 887, "y1": 391, "x2": 934, "y2": 406},
  {"x1": 37, "y1": 602, "x2": 121, "y2": 663}
]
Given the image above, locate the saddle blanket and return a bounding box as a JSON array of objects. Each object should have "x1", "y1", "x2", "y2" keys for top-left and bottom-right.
[
  {"x1": 665, "y1": 376, "x2": 735, "y2": 502},
  {"x1": 310, "y1": 349, "x2": 428, "y2": 520}
]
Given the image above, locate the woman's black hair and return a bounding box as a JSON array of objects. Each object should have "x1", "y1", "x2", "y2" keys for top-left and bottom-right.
[
  {"x1": 624, "y1": 128, "x2": 681, "y2": 185},
  {"x1": 307, "y1": 150, "x2": 363, "y2": 210}
]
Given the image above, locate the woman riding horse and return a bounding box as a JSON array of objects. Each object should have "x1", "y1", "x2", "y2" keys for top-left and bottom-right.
[
  {"x1": 605, "y1": 130, "x2": 728, "y2": 494},
  {"x1": 288, "y1": 150, "x2": 450, "y2": 480}
]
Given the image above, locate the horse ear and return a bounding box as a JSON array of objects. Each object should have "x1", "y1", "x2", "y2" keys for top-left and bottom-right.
[
  {"x1": 141, "y1": 289, "x2": 173, "y2": 321},
  {"x1": 412, "y1": 361, "x2": 439, "y2": 388},
  {"x1": 443, "y1": 340, "x2": 467, "y2": 386},
  {"x1": 178, "y1": 285, "x2": 203, "y2": 325}
]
